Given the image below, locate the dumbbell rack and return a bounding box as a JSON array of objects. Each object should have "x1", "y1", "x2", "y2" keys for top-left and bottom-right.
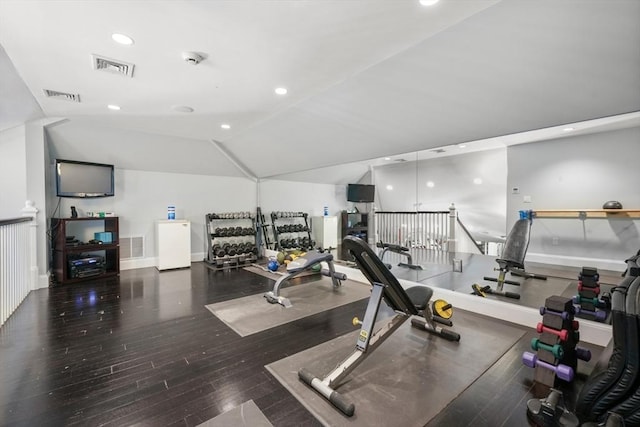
[
  {"x1": 204, "y1": 212, "x2": 259, "y2": 271},
  {"x1": 523, "y1": 295, "x2": 591, "y2": 387},
  {"x1": 573, "y1": 267, "x2": 610, "y2": 322},
  {"x1": 270, "y1": 211, "x2": 314, "y2": 251},
  {"x1": 257, "y1": 208, "x2": 273, "y2": 251}
]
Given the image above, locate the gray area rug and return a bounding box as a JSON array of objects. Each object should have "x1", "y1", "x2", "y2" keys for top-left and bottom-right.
[
  {"x1": 266, "y1": 309, "x2": 525, "y2": 427},
  {"x1": 205, "y1": 278, "x2": 371, "y2": 337},
  {"x1": 196, "y1": 400, "x2": 272, "y2": 427}
]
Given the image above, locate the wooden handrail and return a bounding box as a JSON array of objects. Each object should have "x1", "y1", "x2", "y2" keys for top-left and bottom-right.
[
  {"x1": 533, "y1": 209, "x2": 640, "y2": 219},
  {"x1": 0, "y1": 217, "x2": 32, "y2": 227}
]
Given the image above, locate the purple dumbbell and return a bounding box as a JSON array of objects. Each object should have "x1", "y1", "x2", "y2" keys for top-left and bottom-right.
[
  {"x1": 539, "y1": 306, "x2": 570, "y2": 320},
  {"x1": 576, "y1": 347, "x2": 592, "y2": 362},
  {"x1": 575, "y1": 306, "x2": 607, "y2": 321},
  {"x1": 522, "y1": 351, "x2": 574, "y2": 382}
]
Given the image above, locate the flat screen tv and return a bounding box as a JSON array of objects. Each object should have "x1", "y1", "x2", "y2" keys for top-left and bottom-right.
[
  {"x1": 347, "y1": 184, "x2": 375, "y2": 203},
  {"x1": 55, "y1": 159, "x2": 114, "y2": 198}
]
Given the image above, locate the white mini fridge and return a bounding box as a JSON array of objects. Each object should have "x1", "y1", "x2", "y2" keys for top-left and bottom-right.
[
  {"x1": 311, "y1": 216, "x2": 338, "y2": 249},
  {"x1": 156, "y1": 220, "x2": 191, "y2": 270}
]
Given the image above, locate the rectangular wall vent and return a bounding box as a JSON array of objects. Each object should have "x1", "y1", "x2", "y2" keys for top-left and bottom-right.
[
  {"x1": 92, "y1": 54, "x2": 135, "y2": 78},
  {"x1": 43, "y1": 89, "x2": 81, "y2": 102},
  {"x1": 120, "y1": 236, "x2": 144, "y2": 259}
]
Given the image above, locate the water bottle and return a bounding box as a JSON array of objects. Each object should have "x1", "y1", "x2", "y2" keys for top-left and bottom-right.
[
  {"x1": 167, "y1": 205, "x2": 176, "y2": 220},
  {"x1": 323, "y1": 206, "x2": 329, "y2": 216}
]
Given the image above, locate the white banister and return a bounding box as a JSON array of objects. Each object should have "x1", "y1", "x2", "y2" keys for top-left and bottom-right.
[
  {"x1": 0, "y1": 201, "x2": 38, "y2": 327},
  {"x1": 21, "y1": 200, "x2": 39, "y2": 291},
  {"x1": 374, "y1": 209, "x2": 452, "y2": 251}
]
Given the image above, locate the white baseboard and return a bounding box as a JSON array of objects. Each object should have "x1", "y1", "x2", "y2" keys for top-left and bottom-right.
[
  {"x1": 120, "y1": 252, "x2": 206, "y2": 271},
  {"x1": 526, "y1": 252, "x2": 626, "y2": 272},
  {"x1": 37, "y1": 273, "x2": 49, "y2": 289},
  {"x1": 121, "y1": 257, "x2": 157, "y2": 271}
]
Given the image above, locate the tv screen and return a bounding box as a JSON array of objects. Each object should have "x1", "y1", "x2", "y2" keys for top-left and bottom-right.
[
  {"x1": 347, "y1": 184, "x2": 375, "y2": 203},
  {"x1": 55, "y1": 159, "x2": 114, "y2": 198}
]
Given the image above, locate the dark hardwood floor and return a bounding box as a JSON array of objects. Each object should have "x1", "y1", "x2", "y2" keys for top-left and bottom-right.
[{"x1": 0, "y1": 262, "x2": 603, "y2": 426}]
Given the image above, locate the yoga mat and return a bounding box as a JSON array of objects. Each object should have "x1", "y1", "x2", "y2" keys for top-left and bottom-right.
[
  {"x1": 266, "y1": 309, "x2": 525, "y2": 427},
  {"x1": 196, "y1": 400, "x2": 272, "y2": 427},
  {"x1": 205, "y1": 278, "x2": 371, "y2": 337}
]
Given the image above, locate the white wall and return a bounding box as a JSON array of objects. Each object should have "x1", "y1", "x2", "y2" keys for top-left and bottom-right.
[
  {"x1": 53, "y1": 168, "x2": 257, "y2": 269},
  {"x1": 258, "y1": 179, "x2": 348, "y2": 218},
  {"x1": 0, "y1": 125, "x2": 27, "y2": 218},
  {"x1": 374, "y1": 148, "x2": 508, "y2": 239},
  {"x1": 508, "y1": 126, "x2": 640, "y2": 270}
]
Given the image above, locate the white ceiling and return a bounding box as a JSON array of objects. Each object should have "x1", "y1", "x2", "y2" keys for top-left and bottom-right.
[{"x1": 1, "y1": 0, "x2": 639, "y2": 183}]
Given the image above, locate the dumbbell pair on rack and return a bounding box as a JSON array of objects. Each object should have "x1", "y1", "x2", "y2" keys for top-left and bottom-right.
[
  {"x1": 214, "y1": 226, "x2": 255, "y2": 237},
  {"x1": 208, "y1": 211, "x2": 253, "y2": 220}
]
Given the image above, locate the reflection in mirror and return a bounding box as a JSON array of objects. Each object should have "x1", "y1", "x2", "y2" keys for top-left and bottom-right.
[{"x1": 265, "y1": 120, "x2": 640, "y2": 329}]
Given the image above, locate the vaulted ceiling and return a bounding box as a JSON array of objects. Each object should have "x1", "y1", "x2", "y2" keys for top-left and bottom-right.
[{"x1": 1, "y1": 0, "x2": 639, "y2": 183}]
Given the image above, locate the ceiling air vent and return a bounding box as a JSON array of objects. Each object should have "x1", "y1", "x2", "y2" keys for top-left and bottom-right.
[
  {"x1": 92, "y1": 54, "x2": 135, "y2": 78},
  {"x1": 431, "y1": 149, "x2": 446, "y2": 154},
  {"x1": 43, "y1": 89, "x2": 81, "y2": 102}
]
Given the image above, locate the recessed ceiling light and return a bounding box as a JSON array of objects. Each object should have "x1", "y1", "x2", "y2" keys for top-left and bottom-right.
[
  {"x1": 563, "y1": 127, "x2": 575, "y2": 132},
  {"x1": 384, "y1": 157, "x2": 391, "y2": 161},
  {"x1": 171, "y1": 105, "x2": 194, "y2": 113},
  {"x1": 112, "y1": 33, "x2": 134, "y2": 45},
  {"x1": 386, "y1": 185, "x2": 393, "y2": 191},
  {"x1": 275, "y1": 87, "x2": 288, "y2": 95},
  {"x1": 426, "y1": 181, "x2": 435, "y2": 188},
  {"x1": 458, "y1": 144, "x2": 467, "y2": 149},
  {"x1": 419, "y1": 0, "x2": 440, "y2": 6},
  {"x1": 473, "y1": 178, "x2": 483, "y2": 185},
  {"x1": 221, "y1": 124, "x2": 231, "y2": 130},
  {"x1": 107, "y1": 104, "x2": 120, "y2": 111}
]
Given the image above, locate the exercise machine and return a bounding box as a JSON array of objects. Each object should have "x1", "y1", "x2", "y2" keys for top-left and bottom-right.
[
  {"x1": 264, "y1": 249, "x2": 346, "y2": 308},
  {"x1": 376, "y1": 241, "x2": 423, "y2": 270},
  {"x1": 298, "y1": 236, "x2": 460, "y2": 417},
  {"x1": 474, "y1": 216, "x2": 546, "y2": 300}
]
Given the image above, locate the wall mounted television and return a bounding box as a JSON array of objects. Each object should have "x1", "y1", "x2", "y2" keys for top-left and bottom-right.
[
  {"x1": 55, "y1": 159, "x2": 115, "y2": 198},
  {"x1": 347, "y1": 184, "x2": 375, "y2": 203}
]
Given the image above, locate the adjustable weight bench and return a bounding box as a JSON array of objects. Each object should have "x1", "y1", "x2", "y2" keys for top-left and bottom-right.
[
  {"x1": 474, "y1": 217, "x2": 546, "y2": 300},
  {"x1": 377, "y1": 241, "x2": 423, "y2": 270},
  {"x1": 298, "y1": 236, "x2": 460, "y2": 417},
  {"x1": 264, "y1": 250, "x2": 346, "y2": 308}
]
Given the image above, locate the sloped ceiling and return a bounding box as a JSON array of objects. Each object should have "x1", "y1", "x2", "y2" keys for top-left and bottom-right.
[
  {"x1": 0, "y1": 44, "x2": 43, "y2": 129},
  {"x1": 1, "y1": 0, "x2": 639, "y2": 182}
]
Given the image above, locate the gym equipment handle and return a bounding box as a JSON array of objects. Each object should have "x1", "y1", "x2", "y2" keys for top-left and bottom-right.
[
  {"x1": 298, "y1": 368, "x2": 355, "y2": 417},
  {"x1": 440, "y1": 329, "x2": 461, "y2": 342},
  {"x1": 376, "y1": 242, "x2": 409, "y2": 252},
  {"x1": 321, "y1": 268, "x2": 347, "y2": 281}
]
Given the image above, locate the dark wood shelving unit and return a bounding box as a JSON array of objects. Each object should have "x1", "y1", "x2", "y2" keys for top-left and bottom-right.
[
  {"x1": 51, "y1": 217, "x2": 120, "y2": 284},
  {"x1": 340, "y1": 211, "x2": 369, "y2": 260}
]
